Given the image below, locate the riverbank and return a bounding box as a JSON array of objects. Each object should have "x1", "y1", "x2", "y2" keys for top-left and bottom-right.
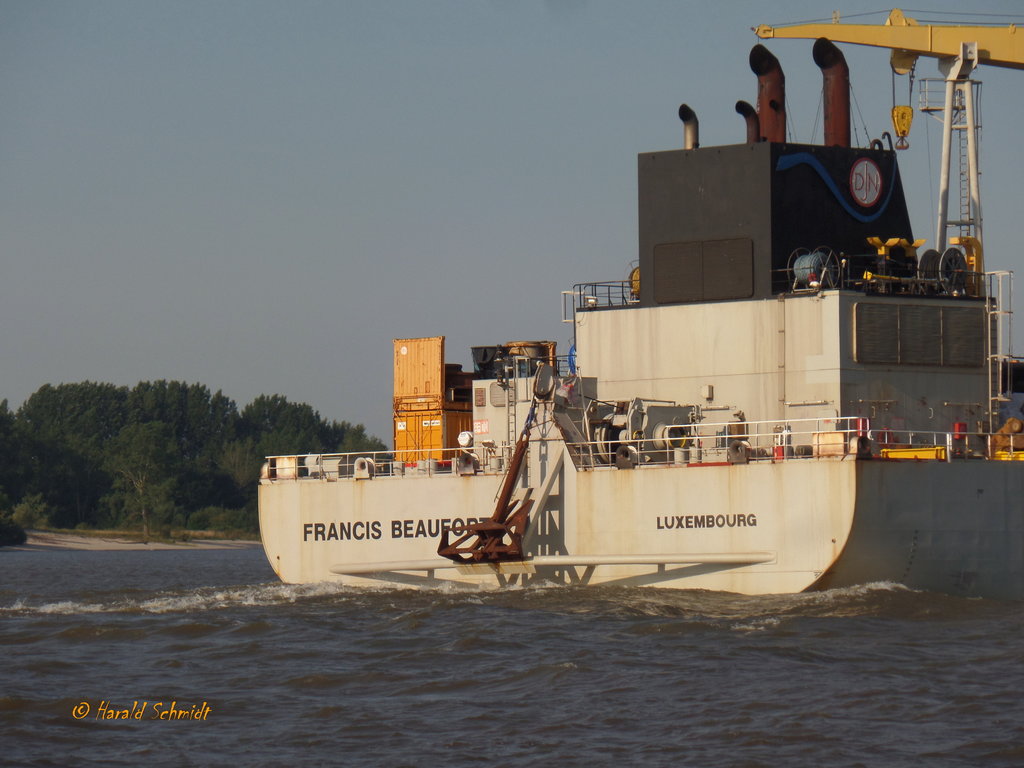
[{"x1": 6, "y1": 530, "x2": 261, "y2": 551}]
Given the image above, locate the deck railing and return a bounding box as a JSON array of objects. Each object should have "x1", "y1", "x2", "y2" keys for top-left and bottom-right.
[
  {"x1": 261, "y1": 445, "x2": 517, "y2": 481},
  {"x1": 262, "y1": 415, "x2": 1022, "y2": 483}
]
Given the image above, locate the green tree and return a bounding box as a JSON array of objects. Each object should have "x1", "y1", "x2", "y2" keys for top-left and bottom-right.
[
  {"x1": 6, "y1": 380, "x2": 386, "y2": 534},
  {"x1": 336, "y1": 422, "x2": 387, "y2": 453},
  {"x1": 16, "y1": 382, "x2": 128, "y2": 526},
  {"x1": 217, "y1": 437, "x2": 262, "y2": 504},
  {"x1": 125, "y1": 381, "x2": 238, "y2": 461},
  {"x1": 241, "y1": 394, "x2": 327, "y2": 457},
  {"x1": 0, "y1": 399, "x2": 21, "y2": 506},
  {"x1": 125, "y1": 381, "x2": 241, "y2": 512},
  {"x1": 0, "y1": 511, "x2": 26, "y2": 547},
  {"x1": 11, "y1": 493, "x2": 51, "y2": 529},
  {"x1": 103, "y1": 422, "x2": 179, "y2": 541},
  {"x1": 240, "y1": 395, "x2": 386, "y2": 457}
]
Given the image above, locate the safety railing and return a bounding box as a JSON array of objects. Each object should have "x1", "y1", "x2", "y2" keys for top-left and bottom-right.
[
  {"x1": 576, "y1": 415, "x2": 1020, "y2": 467},
  {"x1": 572, "y1": 415, "x2": 870, "y2": 468},
  {"x1": 563, "y1": 281, "x2": 636, "y2": 315},
  {"x1": 262, "y1": 415, "x2": 1024, "y2": 483},
  {"x1": 773, "y1": 260, "x2": 987, "y2": 298},
  {"x1": 261, "y1": 444, "x2": 516, "y2": 482}
]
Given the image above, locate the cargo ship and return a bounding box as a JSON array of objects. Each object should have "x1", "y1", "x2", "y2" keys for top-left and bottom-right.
[{"x1": 259, "y1": 12, "x2": 1024, "y2": 599}]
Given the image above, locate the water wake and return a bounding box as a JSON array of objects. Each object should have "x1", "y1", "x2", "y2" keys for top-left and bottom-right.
[{"x1": 1, "y1": 580, "x2": 356, "y2": 616}]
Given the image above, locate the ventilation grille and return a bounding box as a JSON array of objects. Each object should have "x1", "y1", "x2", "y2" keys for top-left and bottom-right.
[
  {"x1": 854, "y1": 303, "x2": 983, "y2": 367},
  {"x1": 653, "y1": 238, "x2": 754, "y2": 304}
]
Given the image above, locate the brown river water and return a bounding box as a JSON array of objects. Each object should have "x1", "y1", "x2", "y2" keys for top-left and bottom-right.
[{"x1": 2, "y1": 547, "x2": 1023, "y2": 767}]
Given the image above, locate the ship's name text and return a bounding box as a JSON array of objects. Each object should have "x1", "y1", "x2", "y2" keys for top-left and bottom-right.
[
  {"x1": 301, "y1": 513, "x2": 756, "y2": 542},
  {"x1": 303, "y1": 518, "x2": 483, "y2": 542},
  {"x1": 656, "y1": 513, "x2": 757, "y2": 530}
]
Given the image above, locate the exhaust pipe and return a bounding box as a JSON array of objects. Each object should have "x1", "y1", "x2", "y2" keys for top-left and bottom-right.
[
  {"x1": 749, "y1": 45, "x2": 786, "y2": 143},
  {"x1": 735, "y1": 100, "x2": 760, "y2": 144},
  {"x1": 813, "y1": 37, "x2": 850, "y2": 147},
  {"x1": 678, "y1": 104, "x2": 699, "y2": 149}
]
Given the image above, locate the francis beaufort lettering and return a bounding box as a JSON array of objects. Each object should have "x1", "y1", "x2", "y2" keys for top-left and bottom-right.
[
  {"x1": 302, "y1": 513, "x2": 756, "y2": 543},
  {"x1": 302, "y1": 518, "x2": 482, "y2": 542}
]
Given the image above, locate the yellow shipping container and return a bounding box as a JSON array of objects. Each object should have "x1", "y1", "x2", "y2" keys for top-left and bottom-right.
[
  {"x1": 393, "y1": 408, "x2": 473, "y2": 462},
  {"x1": 394, "y1": 336, "x2": 445, "y2": 401},
  {"x1": 393, "y1": 336, "x2": 475, "y2": 457}
]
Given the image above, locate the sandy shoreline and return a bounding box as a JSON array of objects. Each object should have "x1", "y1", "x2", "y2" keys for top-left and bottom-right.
[{"x1": 5, "y1": 531, "x2": 261, "y2": 552}]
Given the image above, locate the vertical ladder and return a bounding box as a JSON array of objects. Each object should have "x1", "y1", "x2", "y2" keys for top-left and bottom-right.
[
  {"x1": 507, "y1": 374, "x2": 518, "y2": 448},
  {"x1": 986, "y1": 271, "x2": 1013, "y2": 431},
  {"x1": 503, "y1": 357, "x2": 518, "y2": 464},
  {"x1": 956, "y1": 88, "x2": 971, "y2": 241},
  {"x1": 919, "y1": 76, "x2": 983, "y2": 250},
  {"x1": 954, "y1": 81, "x2": 983, "y2": 242}
]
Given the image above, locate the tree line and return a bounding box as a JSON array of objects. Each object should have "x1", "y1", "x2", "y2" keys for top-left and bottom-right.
[{"x1": 0, "y1": 381, "x2": 385, "y2": 540}]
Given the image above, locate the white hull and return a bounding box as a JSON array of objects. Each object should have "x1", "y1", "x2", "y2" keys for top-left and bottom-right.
[{"x1": 258, "y1": 448, "x2": 1024, "y2": 598}]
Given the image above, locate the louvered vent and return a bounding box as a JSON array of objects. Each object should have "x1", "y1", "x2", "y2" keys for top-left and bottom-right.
[{"x1": 854, "y1": 303, "x2": 983, "y2": 367}]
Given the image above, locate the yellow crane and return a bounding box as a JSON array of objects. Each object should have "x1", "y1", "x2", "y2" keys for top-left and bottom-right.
[
  {"x1": 755, "y1": 9, "x2": 1024, "y2": 73},
  {"x1": 756, "y1": 8, "x2": 1024, "y2": 253}
]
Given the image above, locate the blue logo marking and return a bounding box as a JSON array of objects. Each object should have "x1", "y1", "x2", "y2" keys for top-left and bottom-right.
[{"x1": 775, "y1": 152, "x2": 895, "y2": 223}]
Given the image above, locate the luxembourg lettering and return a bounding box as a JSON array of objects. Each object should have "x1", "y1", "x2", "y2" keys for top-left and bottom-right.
[
  {"x1": 656, "y1": 513, "x2": 757, "y2": 530},
  {"x1": 303, "y1": 518, "x2": 482, "y2": 542}
]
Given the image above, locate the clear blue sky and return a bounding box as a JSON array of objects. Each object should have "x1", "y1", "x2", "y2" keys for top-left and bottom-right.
[{"x1": 3, "y1": 1, "x2": 1023, "y2": 441}]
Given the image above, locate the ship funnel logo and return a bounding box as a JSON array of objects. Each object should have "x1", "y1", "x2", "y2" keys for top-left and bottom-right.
[
  {"x1": 850, "y1": 158, "x2": 882, "y2": 207},
  {"x1": 775, "y1": 152, "x2": 895, "y2": 223}
]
